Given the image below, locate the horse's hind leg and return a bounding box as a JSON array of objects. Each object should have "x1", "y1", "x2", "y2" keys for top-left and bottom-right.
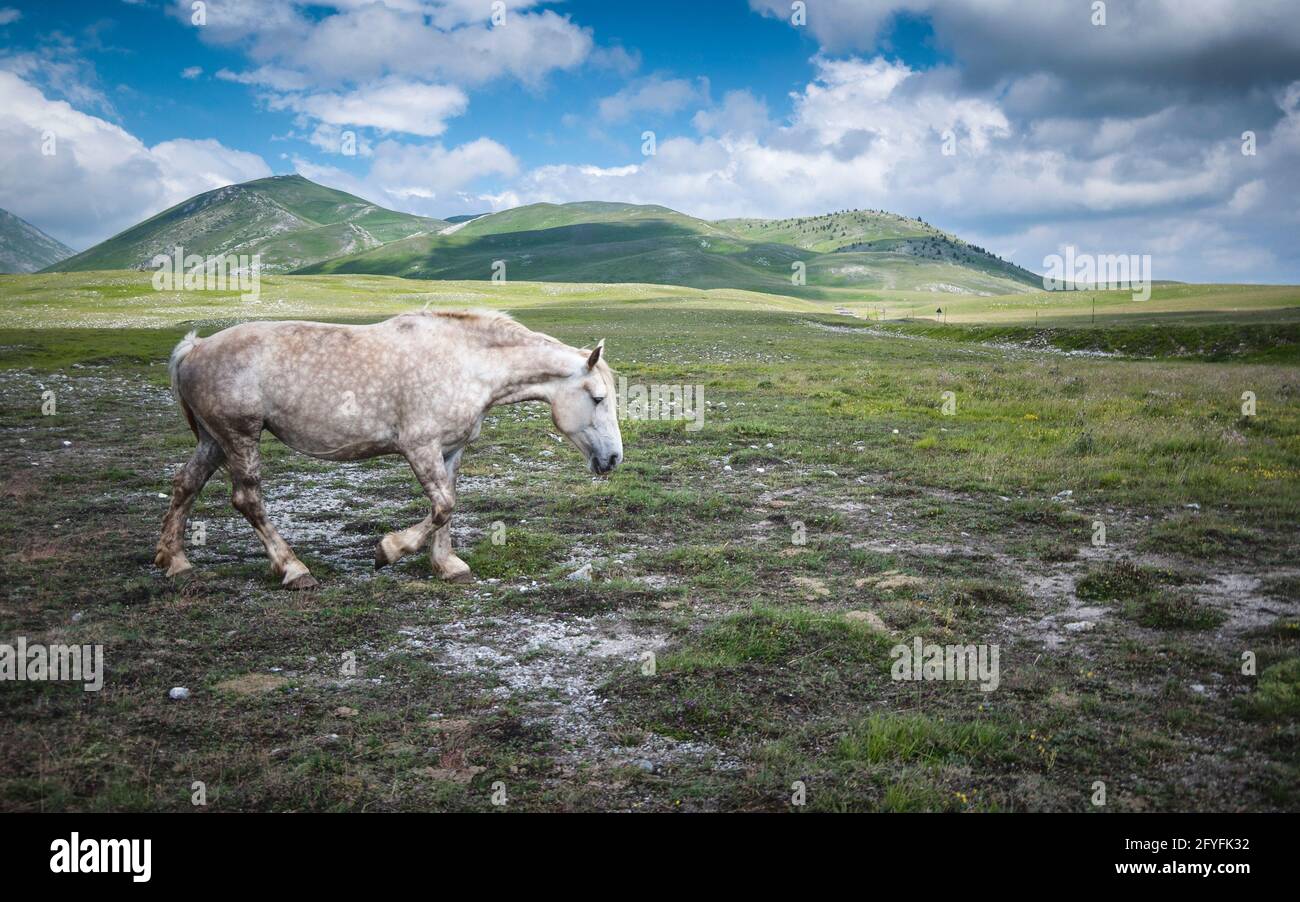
[
  {"x1": 156, "y1": 435, "x2": 225, "y2": 578},
  {"x1": 223, "y1": 434, "x2": 317, "y2": 590}
]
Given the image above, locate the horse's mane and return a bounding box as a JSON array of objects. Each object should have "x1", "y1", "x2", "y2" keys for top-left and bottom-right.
[
  {"x1": 411, "y1": 310, "x2": 610, "y2": 382},
  {"x1": 416, "y1": 308, "x2": 564, "y2": 348}
]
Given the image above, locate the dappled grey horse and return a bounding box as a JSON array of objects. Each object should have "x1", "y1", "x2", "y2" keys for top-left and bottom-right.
[{"x1": 155, "y1": 310, "x2": 623, "y2": 589}]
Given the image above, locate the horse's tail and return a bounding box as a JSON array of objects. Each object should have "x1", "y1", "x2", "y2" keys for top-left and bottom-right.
[{"x1": 168, "y1": 330, "x2": 202, "y2": 441}]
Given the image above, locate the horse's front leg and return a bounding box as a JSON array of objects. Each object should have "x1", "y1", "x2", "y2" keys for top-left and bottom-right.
[
  {"x1": 376, "y1": 447, "x2": 471, "y2": 582},
  {"x1": 427, "y1": 449, "x2": 471, "y2": 582}
]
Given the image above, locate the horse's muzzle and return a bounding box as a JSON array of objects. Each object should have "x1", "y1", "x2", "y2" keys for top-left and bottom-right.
[{"x1": 591, "y1": 451, "x2": 622, "y2": 475}]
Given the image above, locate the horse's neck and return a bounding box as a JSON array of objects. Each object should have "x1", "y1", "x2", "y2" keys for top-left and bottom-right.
[{"x1": 485, "y1": 341, "x2": 578, "y2": 406}]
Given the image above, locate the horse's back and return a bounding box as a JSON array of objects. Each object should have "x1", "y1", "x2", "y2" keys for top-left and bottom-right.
[{"x1": 175, "y1": 317, "x2": 430, "y2": 457}]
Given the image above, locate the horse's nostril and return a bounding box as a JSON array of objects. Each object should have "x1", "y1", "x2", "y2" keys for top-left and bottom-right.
[{"x1": 607, "y1": 453, "x2": 620, "y2": 469}]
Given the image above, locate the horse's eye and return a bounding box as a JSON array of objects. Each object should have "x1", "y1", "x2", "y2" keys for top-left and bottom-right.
[{"x1": 593, "y1": 396, "x2": 605, "y2": 405}]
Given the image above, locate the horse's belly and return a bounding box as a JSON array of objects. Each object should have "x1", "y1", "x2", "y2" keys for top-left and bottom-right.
[{"x1": 264, "y1": 408, "x2": 399, "y2": 461}]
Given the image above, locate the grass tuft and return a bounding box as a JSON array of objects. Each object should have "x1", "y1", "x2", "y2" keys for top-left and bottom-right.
[
  {"x1": 1242, "y1": 658, "x2": 1300, "y2": 720},
  {"x1": 835, "y1": 713, "x2": 1008, "y2": 765},
  {"x1": 1076, "y1": 560, "x2": 1160, "y2": 601}
]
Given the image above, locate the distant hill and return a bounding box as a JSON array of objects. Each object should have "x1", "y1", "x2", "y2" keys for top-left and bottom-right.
[
  {"x1": 0, "y1": 208, "x2": 74, "y2": 274},
  {"x1": 47, "y1": 175, "x2": 446, "y2": 274},
  {"x1": 300, "y1": 201, "x2": 1040, "y2": 296},
  {"x1": 44, "y1": 173, "x2": 1039, "y2": 294}
]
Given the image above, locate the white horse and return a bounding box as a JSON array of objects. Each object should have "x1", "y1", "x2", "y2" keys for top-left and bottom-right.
[{"x1": 155, "y1": 310, "x2": 623, "y2": 589}]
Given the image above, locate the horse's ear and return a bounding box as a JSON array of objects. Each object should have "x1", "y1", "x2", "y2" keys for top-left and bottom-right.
[{"x1": 586, "y1": 340, "x2": 604, "y2": 370}]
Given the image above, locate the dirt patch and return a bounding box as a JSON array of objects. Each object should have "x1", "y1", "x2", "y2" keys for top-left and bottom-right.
[
  {"x1": 861, "y1": 570, "x2": 926, "y2": 591},
  {"x1": 792, "y1": 575, "x2": 830, "y2": 598},
  {"x1": 1, "y1": 470, "x2": 39, "y2": 502},
  {"x1": 214, "y1": 673, "x2": 290, "y2": 695},
  {"x1": 390, "y1": 610, "x2": 735, "y2": 780},
  {"x1": 844, "y1": 610, "x2": 889, "y2": 633}
]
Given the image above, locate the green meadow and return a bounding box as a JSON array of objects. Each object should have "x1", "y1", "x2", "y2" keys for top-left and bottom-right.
[{"x1": 1, "y1": 270, "x2": 1297, "y2": 811}]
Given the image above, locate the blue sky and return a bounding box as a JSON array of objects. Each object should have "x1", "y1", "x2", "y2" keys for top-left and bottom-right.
[
  {"x1": 2, "y1": 1, "x2": 1299, "y2": 282},
  {"x1": 1, "y1": 2, "x2": 832, "y2": 173},
  {"x1": 6, "y1": 1, "x2": 940, "y2": 174}
]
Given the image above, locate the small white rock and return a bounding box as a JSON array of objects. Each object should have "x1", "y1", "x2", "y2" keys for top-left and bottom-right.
[
  {"x1": 567, "y1": 563, "x2": 593, "y2": 582},
  {"x1": 168, "y1": 687, "x2": 190, "y2": 700}
]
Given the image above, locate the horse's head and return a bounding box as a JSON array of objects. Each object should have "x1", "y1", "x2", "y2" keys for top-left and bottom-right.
[{"x1": 549, "y1": 341, "x2": 623, "y2": 476}]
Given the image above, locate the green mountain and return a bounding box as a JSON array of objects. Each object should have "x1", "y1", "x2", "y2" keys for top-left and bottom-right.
[
  {"x1": 0, "y1": 208, "x2": 75, "y2": 274},
  {"x1": 47, "y1": 175, "x2": 445, "y2": 274},
  {"x1": 43, "y1": 173, "x2": 1038, "y2": 294},
  {"x1": 299, "y1": 201, "x2": 1040, "y2": 296}
]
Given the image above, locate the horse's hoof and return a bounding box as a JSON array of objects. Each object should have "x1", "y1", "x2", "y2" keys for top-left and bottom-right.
[
  {"x1": 436, "y1": 556, "x2": 473, "y2": 583},
  {"x1": 158, "y1": 549, "x2": 192, "y2": 578},
  {"x1": 285, "y1": 573, "x2": 319, "y2": 591}
]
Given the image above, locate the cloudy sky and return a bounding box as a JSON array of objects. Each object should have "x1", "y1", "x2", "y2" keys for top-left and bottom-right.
[{"x1": 1, "y1": 0, "x2": 1298, "y2": 282}]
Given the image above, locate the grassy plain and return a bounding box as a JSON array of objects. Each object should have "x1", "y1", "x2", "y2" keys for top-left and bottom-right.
[{"x1": 1, "y1": 271, "x2": 1296, "y2": 811}]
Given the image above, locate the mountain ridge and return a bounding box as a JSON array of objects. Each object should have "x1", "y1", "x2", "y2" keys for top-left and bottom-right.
[
  {"x1": 0, "y1": 208, "x2": 75, "y2": 274},
  {"x1": 44, "y1": 175, "x2": 1040, "y2": 295},
  {"x1": 302, "y1": 198, "x2": 1040, "y2": 296},
  {"x1": 47, "y1": 175, "x2": 446, "y2": 275}
]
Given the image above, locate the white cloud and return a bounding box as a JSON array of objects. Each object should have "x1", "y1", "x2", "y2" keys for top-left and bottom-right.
[
  {"x1": 292, "y1": 137, "x2": 519, "y2": 218},
  {"x1": 269, "y1": 78, "x2": 468, "y2": 138},
  {"x1": 597, "y1": 76, "x2": 709, "y2": 122},
  {"x1": 424, "y1": 0, "x2": 547, "y2": 29},
  {"x1": 0, "y1": 8, "x2": 22, "y2": 26},
  {"x1": 498, "y1": 56, "x2": 1300, "y2": 281},
  {"x1": 590, "y1": 45, "x2": 642, "y2": 78},
  {"x1": 693, "y1": 90, "x2": 771, "y2": 138},
  {"x1": 180, "y1": 66, "x2": 202, "y2": 79},
  {"x1": 215, "y1": 66, "x2": 314, "y2": 92},
  {"x1": 149, "y1": 138, "x2": 273, "y2": 201},
  {"x1": 512, "y1": 58, "x2": 1009, "y2": 217},
  {"x1": 0, "y1": 37, "x2": 117, "y2": 116},
  {"x1": 183, "y1": 1, "x2": 598, "y2": 157},
  {"x1": 176, "y1": 0, "x2": 593, "y2": 88},
  {"x1": 304, "y1": 122, "x2": 373, "y2": 157},
  {"x1": 0, "y1": 71, "x2": 271, "y2": 249},
  {"x1": 748, "y1": 0, "x2": 1300, "y2": 91}
]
